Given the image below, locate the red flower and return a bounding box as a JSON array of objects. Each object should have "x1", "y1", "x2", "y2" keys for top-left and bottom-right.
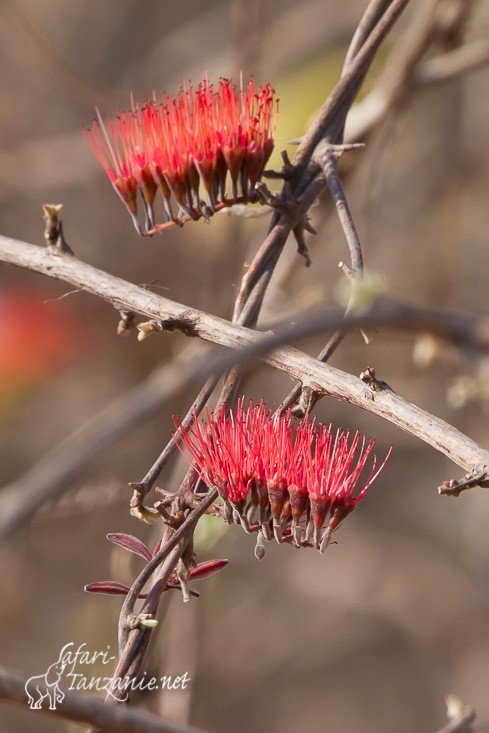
[
  {"x1": 174, "y1": 400, "x2": 392, "y2": 553},
  {"x1": 83, "y1": 76, "x2": 277, "y2": 235}
]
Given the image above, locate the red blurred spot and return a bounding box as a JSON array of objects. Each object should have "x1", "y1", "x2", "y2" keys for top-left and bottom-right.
[{"x1": 0, "y1": 287, "x2": 84, "y2": 396}]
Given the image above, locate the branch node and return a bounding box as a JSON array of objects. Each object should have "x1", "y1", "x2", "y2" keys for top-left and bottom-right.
[
  {"x1": 127, "y1": 613, "x2": 158, "y2": 631},
  {"x1": 129, "y1": 505, "x2": 160, "y2": 524},
  {"x1": 339, "y1": 260, "x2": 355, "y2": 278},
  {"x1": 438, "y1": 464, "x2": 489, "y2": 497},
  {"x1": 263, "y1": 149, "x2": 296, "y2": 181},
  {"x1": 359, "y1": 366, "x2": 392, "y2": 392},
  {"x1": 290, "y1": 384, "x2": 319, "y2": 419}
]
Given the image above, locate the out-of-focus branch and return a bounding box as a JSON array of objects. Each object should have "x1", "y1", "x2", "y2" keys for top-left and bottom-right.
[
  {"x1": 0, "y1": 665, "x2": 209, "y2": 733},
  {"x1": 346, "y1": 0, "x2": 485, "y2": 142},
  {"x1": 416, "y1": 38, "x2": 489, "y2": 84},
  {"x1": 293, "y1": 0, "x2": 411, "y2": 171},
  {"x1": 435, "y1": 694, "x2": 477, "y2": 733},
  {"x1": 0, "y1": 352, "x2": 205, "y2": 545}
]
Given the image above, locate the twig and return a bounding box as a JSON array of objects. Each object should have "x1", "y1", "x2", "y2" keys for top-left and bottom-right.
[
  {"x1": 128, "y1": 375, "x2": 219, "y2": 518},
  {"x1": 438, "y1": 465, "x2": 489, "y2": 497},
  {"x1": 281, "y1": 146, "x2": 365, "y2": 416},
  {"x1": 0, "y1": 665, "x2": 210, "y2": 733}
]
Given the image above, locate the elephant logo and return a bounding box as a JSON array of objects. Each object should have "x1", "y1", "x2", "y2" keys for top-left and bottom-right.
[{"x1": 25, "y1": 643, "x2": 72, "y2": 710}]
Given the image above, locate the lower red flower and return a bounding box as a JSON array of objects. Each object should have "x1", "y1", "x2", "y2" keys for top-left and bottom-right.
[{"x1": 173, "y1": 400, "x2": 392, "y2": 554}]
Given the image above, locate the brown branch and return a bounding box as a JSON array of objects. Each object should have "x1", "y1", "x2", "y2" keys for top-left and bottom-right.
[
  {"x1": 2, "y1": 236, "x2": 489, "y2": 473},
  {"x1": 281, "y1": 146, "x2": 365, "y2": 415},
  {"x1": 0, "y1": 665, "x2": 210, "y2": 733},
  {"x1": 117, "y1": 490, "x2": 217, "y2": 656},
  {"x1": 343, "y1": 1, "x2": 395, "y2": 70},
  {"x1": 416, "y1": 38, "x2": 489, "y2": 85},
  {"x1": 84, "y1": 490, "x2": 217, "y2": 733}
]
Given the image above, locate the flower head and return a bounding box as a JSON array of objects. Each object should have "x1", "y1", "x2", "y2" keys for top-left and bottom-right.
[
  {"x1": 173, "y1": 400, "x2": 392, "y2": 554},
  {"x1": 83, "y1": 76, "x2": 278, "y2": 235}
]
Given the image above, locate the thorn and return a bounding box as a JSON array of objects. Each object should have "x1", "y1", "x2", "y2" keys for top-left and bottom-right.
[
  {"x1": 42, "y1": 204, "x2": 74, "y2": 255},
  {"x1": 293, "y1": 224, "x2": 312, "y2": 267},
  {"x1": 330, "y1": 142, "x2": 365, "y2": 158},
  {"x1": 302, "y1": 217, "x2": 317, "y2": 236}
]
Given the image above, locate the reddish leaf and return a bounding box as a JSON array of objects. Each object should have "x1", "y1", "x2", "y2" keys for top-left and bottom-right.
[
  {"x1": 189, "y1": 559, "x2": 229, "y2": 581},
  {"x1": 85, "y1": 581, "x2": 199, "y2": 599},
  {"x1": 84, "y1": 581, "x2": 148, "y2": 598},
  {"x1": 107, "y1": 533, "x2": 152, "y2": 561}
]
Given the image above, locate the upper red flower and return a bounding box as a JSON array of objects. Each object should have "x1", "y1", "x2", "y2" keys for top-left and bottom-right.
[
  {"x1": 173, "y1": 400, "x2": 392, "y2": 553},
  {"x1": 83, "y1": 77, "x2": 277, "y2": 235}
]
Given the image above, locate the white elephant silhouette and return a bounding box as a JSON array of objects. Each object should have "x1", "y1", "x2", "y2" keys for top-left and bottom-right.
[{"x1": 25, "y1": 645, "x2": 71, "y2": 710}]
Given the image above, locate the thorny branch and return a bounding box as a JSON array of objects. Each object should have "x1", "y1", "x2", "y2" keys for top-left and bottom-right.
[{"x1": 2, "y1": 240, "x2": 489, "y2": 474}]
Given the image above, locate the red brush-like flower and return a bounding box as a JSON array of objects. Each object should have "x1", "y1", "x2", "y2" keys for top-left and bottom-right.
[
  {"x1": 174, "y1": 400, "x2": 392, "y2": 554},
  {"x1": 83, "y1": 76, "x2": 277, "y2": 235}
]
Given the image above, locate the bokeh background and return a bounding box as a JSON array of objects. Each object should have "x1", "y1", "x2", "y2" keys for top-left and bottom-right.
[{"x1": 1, "y1": 1, "x2": 489, "y2": 731}]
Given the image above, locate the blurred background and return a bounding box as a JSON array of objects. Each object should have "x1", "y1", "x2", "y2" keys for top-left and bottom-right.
[{"x1": 1, "y1": 1, "x2": 489, "y2": 731}]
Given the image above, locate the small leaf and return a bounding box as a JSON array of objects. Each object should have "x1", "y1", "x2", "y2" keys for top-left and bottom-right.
[
  {"x1": 107, "y1": 533, "x2": 152, "y2": 561},
  {"x1": 84, "y1": 580, "x2": 199, "y2": 599},
  {"x1": 189, "y1": 559, "x2": 229, "y2": 581},
  {"x1": 84, "y1": 581, "x2": 148, "y2": 599}
]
